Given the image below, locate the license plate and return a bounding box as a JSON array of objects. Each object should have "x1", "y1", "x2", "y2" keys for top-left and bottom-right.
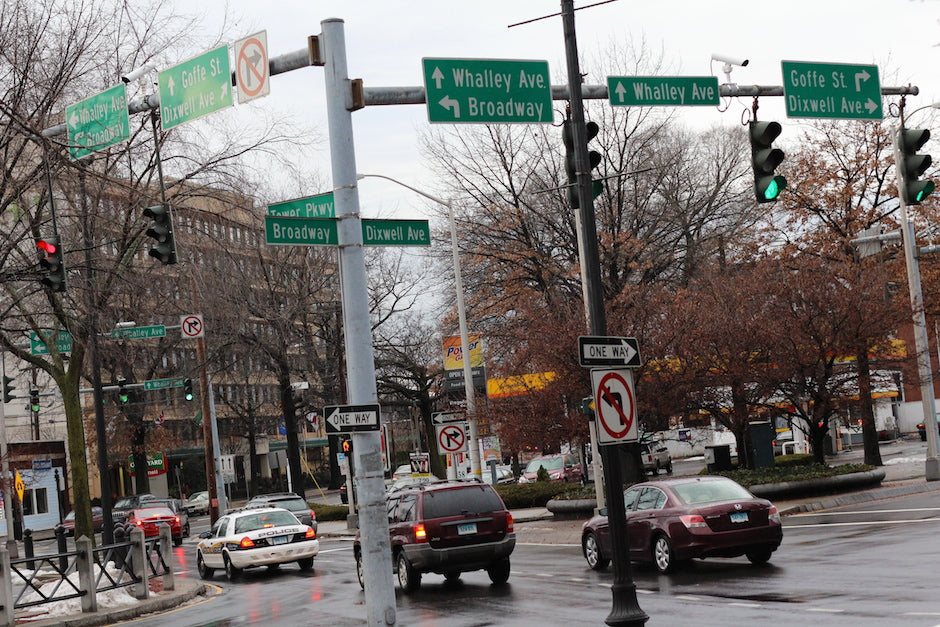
[
  {"x1": 730, "y1": 512, "x2": 749, "y2": 523},
  {"x1": 272, "y1": 535, "x2": 289, "y2": 545},
  {"x1": 457, "y1": 523, "x2": 477, "y2": 535}
]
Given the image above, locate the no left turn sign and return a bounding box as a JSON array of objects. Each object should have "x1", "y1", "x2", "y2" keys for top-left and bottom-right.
[
  {"x1": 436, "y1": 423, "x2": 468, "y2": 453},
  {"x1": 590, "y1": 368, "x2": 638, "y2": 445}
]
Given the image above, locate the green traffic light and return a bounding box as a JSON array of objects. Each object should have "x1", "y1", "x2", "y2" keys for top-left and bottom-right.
[{"x1": 915, "y1": 180, "x2": 936, "y2": 203}]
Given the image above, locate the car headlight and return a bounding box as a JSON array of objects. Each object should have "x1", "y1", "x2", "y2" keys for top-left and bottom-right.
[{"x1": 518, "y1": 476, "x2": 530, "y2": 484}]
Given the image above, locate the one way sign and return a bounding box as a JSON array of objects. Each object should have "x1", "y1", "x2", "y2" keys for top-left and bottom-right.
[
  {"x1": 323, "y1": 404, "x2": 381, "y2": 433},
  {"x1": 578, "y1": 336, "x2": 641, "y2": 368}
]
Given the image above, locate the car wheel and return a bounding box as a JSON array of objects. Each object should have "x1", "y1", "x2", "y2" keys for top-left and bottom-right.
[
  {"x1": 396, "y1": 551, "x2": 421, "y2": 594},
  {"x1": 356, "y1": 551, "x2": 365, "y2": 589},
  {"x1": 196, "y1": 551, "x2": 214, "y2": 580},
  {"x1": 746, "y1": 547, "x2": 774, "y2": 565},
  {"x1": 652, "y1": 534, "x2": 676, "y2": 574},
  {"x1": 184, "y1": 523, "x2": 191, "y2": 538},
  {"x1": 173, "y1": 535, "x2": 182, "y2": 547},
  {"x1": 653, "y1": 462, "x2": 661, "y2": 475},
  {"x1": 267, "y1": 563, "x2": 280, "y2": 571},
  {"x1": 665, "y1": 462, "x2": 673, "y2": 475},
  {"x1": 487, "y1": 557, "x2": 511, "y2": 585},
  {"x1": 224, "y1": 554, "x2": 241, "y2": 582},
  {"x1": 297, "y1": 557, "x2": 314, "y2": 571},
  {"x1": 443, "y1": 571, "x2": 462, "y2": 583},
  {"x1": 583, "y1": 531, "x2": 610, "y2": 571}
]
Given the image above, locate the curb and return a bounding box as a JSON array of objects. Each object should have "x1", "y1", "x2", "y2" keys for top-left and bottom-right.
[
  {"x1": 749, "y1": 468, "x2": 886, "y2": 499},
  {"x1": 776, "y1": 480, "x2": 940, "y2": 515},
  {"x1": 18, "y1": 579, "x2": 207, "y2": 627}
]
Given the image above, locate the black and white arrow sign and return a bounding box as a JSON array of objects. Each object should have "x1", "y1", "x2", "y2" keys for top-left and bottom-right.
[
  {"x1": 323, "y1": 403, "x2": 381, "y2": 433},
  {"x1": 578, "y1": 336, "x2": 641, "y2": 367}
]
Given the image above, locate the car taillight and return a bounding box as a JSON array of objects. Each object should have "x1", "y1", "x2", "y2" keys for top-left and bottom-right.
[
  {"x1": 680, "y1": 515, "x2": 707, "y2": 529},
  {"x1": 305, "y1": 527, "x2": 316, "y2": 539},
  {"x1": 174, "y1": 516, "x2": 180, "y2": 525},
  {"x1": 768, "y1": 506, "x2": 780, "y2": 524},
  {"x1": 506, "y1": 512, "x2": 514, "y2": 533},
  {"x1": 310, "y1": 510, "x2": 316, "y2": 522},
  {"x1": 413, "y1": 524, "x2": 427, "y2": 542},
  {"x1": 239, "y1": 537, "x2": 255, "y2": 549},
  {"x1": 134, "y1": 519, "x2": 143, "y2": 527}
]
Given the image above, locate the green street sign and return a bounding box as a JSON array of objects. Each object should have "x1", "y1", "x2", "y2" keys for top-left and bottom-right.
[
  {"x1": 144, "y1": 377, "x2": 185, "y2": 391},
  {"x1": 267, "y1": 192, "x2": 335, "y2": 218},
  {"x1": 362, "y1": 219, "x2": 431, "y2": 246},
  {"x1": 110, "y1": 325, "x2": 166, "y2": 340},
  {"x1": 265, "y1": 216, "x2": 431, "y2": 247},
  {"x1": 607, "y1": 76, "x2": 719, "y2": 107},
  {"x1": 782, "y1": 61, "x2": 882, "y2": 120},
  {"x1": 265, "y1": 216, "x2": 338, "y2": 246},
  {"x1": 158, "y1": 45, "x2": 233, "y2": 130},
  {"x1": 66, "y1": 84, "x2": 130, "y2": 160},
  {"x1": 30, "y1": 331, "x2": 73, "y2": 355},
  {"x1": 422, "y1": 58, "x2": 552, "y2": 124}
]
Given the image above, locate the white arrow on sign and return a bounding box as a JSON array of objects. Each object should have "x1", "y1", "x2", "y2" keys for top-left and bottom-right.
[
  {"x1": 439, "y1": 95, "x2": 460, "y2": 118},
  {"x1": 431, "y1": 67, "x2": 445, "y2": 89},
  {"x1": 854, "y1": 69, "x2": 870, "y2": 91},
  {"x1": 614, "y1": 81, "x2": 627, "y2": 103}
]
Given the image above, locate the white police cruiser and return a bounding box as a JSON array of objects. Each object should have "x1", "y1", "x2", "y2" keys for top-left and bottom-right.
[{"x1": 196, "y1": 507, "x2": 319, "y2": 581}]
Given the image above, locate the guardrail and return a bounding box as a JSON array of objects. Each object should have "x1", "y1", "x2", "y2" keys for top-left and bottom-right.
[{"x1": 0, "y1": 524, "x2": 174, "y2": 626}]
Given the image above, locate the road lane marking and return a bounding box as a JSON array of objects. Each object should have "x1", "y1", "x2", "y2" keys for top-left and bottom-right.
[
  {"x1": 786, "y1": 517, "x2": 940, "y2": 529},
  {"x1": 728, "y1": 602, "x2": 762, "y2": 608},
  {"x1": 806, "y1": 608, "x2": 845, "y2": 613},
  {"x1": 792, "y1": 507, "x2": 940, "y2": 517}
]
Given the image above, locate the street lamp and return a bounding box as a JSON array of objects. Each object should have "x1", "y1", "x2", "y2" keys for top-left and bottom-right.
[{"x1": 356, "y1": 173, "x2": 482, "y2": 478}]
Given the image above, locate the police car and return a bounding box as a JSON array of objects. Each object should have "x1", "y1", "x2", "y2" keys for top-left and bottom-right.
[{"x1": 195, "y1": 507, "x2": 319, "y2": 581}]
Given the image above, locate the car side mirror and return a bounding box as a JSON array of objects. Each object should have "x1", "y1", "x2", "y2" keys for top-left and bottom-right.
[{"x1": 199, "y1": 531, "x2": 212, "y2": 539}]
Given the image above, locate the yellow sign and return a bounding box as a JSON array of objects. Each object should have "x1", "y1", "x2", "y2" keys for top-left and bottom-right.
[
  {"x1": 14, "y1": 471, "x2": 24, "y2": 504},
  {"x1": 487, "y1": 372, "x2": 556, "y2": 399},
  {"x1": 443, "y1": 335, "x2": 484, "y2": 371}
]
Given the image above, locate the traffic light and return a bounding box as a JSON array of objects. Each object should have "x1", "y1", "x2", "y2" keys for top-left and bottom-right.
[
  {"x1": 578, "y1": 396, "x2": 595, "y2": 418},
  {"x1": 749, "y1": 121, "x2": 787, "y2": 203},
  {"x1": 143, "y1": 204, "x2": 177, "y2": 265},
  {"x1": 36, "y1": 236, "x2": 66, "y2": 292},
  {"x1": 183, "y1": 378, "x2": 194, "y2": 401},
  {"x1": 341, "y1": 437, "x2": 352, "y2": 454},
  {"x1": 2, "y1": 376, "x2": 14, "y2": 403},
  {"x1": 897, "y1": 127, "x2": 935, "y2": 205},
  {"x1": 29, "y1": 389, "x2": 40, "y2": 413},
  {"x1": 117, "y1": 377, "x2": 129, "y2": 404},
  {"x1": 562, "y1": 119, "x2": 603, "y2": 209}
]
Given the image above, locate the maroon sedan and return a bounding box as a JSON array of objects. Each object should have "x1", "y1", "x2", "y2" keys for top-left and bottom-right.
[
  {"x1": 126, "y1": 507, "x2": 183, "y2": 546},
  {"x1": 581, "y1": 476, "x2": 782, "y2": 574},
  {"x1": 56, "y1": 507, "x2": 104, "y2": 536}
]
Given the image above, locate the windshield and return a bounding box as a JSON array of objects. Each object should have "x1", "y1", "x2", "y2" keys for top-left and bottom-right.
[
  {"x1": 672, "y1": 479, "x2": 753, "y2": 505},
  {"x1": 269, "y1": 498, "x2": 307, "y2": 512},
  {"x1": 234, "y1": 510, "x2": 299, "y2": 533},
  {"x1": 525, "y1": 457, "x2": 563, "y2": 473}
]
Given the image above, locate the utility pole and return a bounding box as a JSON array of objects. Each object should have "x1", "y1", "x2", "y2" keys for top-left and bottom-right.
[
  {"x1": 561, "y1": 1, "x2": 647, "y2": 625},
  {"x1": 320, "y1": 18, "x2": 397, "y2": 625}
]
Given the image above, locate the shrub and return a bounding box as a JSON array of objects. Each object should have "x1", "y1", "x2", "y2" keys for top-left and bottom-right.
[
  {"x1": 494, "y1": 482, "x2": 573, "y2": 509},
  {"x1": 712, "y1": 462, "x2": 874, "y2": 488},
  {"x1": 774, "y1": 453, "x2": 815, "y2": 468},
  {"x1": 536, "y1": 466, "x2": 551, "y2": 482},
  {"x1": 309, "y1": 502, "x2": 349, "y2": 521}
]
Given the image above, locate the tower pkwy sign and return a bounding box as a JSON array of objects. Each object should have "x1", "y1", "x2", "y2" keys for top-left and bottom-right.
[
  {"x1": 422, "y1": 58, "x2": 552, "y2": 124},
  {"x1": 267, "y1": 192, "x2": 335, "y2": 218},
  {"x1": 158, "y1": 45, "x2": 233, "y2": 130},
  {"x1": 607, "y1": 76, "x2": 719, "y2": 107},
  {"x1": 782, "y1": 61, "x2": 882, "y2": 120},
  {"x1": 66, "y1": 83, "x2": 130, "y2": 160}
]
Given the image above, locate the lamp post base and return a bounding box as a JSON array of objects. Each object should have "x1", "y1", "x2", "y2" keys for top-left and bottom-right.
[
  {"x1": 605, "y1": 580, "x2": 649, "y2": 626},
  {"x1": 926, "y1": 456, "x2": 940, "y2": 481}
]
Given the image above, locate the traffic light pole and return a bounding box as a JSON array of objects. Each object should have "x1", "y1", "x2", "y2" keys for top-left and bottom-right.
[
  {"x1": 562, "y1": 1, "x2": 647, "y2": 625},
  {"x1": 893, "y1": 120, "x2": 940, "y2": 481}
]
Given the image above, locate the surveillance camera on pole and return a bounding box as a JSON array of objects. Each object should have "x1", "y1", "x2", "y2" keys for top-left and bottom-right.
[
  {"x1": 711, "y1": 53, "x2": 749, "y2": 83},
  {"x1": 121, "y1": 63, "x2": 154, "y2": 84}
]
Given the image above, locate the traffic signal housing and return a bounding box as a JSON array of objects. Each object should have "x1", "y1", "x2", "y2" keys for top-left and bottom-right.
[
  {"x1": 749, "y1": 121, "x2": 787, "y2": 203},
  {"x1": 341, "y1": 437, "x2": 352, "y2": 454},
  {"x1": 2, "y1": 376, "x2": 14, "y2": 403},
  {"x1": 117, "y1": 377, "x2": 129, "y2": 404},
  {"x1": 37, "y1": 236, "x2": 66, "y2": 292},
  {"x1": 897, "y1": 127, "x2": 935, "y2": 205},
  {"x1": 562, "y1": 119, "x2": 603, "y2": 209},
  {"x1": 183, "y1": 378, "x2": 194, "y2": 401},
  {"x1": 143, "y1": 204, "x2": 177, "y2": 265},
  {"x1": 29, "y1": 389, "x2": 40, "y2": 413}
]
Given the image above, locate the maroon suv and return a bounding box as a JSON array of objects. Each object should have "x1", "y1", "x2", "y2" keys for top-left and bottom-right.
[{"x1": 354, "y1": 481, "x2": 515, "y2": 594}]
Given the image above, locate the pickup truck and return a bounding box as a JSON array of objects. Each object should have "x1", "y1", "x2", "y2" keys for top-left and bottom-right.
[{"x1": 640, "y1": 442, "x2": 672, "y2": 475}]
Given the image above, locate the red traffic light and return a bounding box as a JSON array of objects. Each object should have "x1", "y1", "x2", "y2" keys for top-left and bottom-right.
[{"x1": 36, "y1": 240, "x2": 57, "y2": 254}]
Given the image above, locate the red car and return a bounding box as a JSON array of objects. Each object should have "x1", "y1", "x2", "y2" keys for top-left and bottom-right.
[
  {"x1": 517, "y1": 454, "x2": 583, "y2": 484},
  {"x1": 581, "y1": 476, "x2": 782, "y2": 574},
  {"x1": 56, "y1": 507, "x2": 104, "y2": 536},
  {"x1": 126, "y1": 507, "x2": 183, "y2": 546}
]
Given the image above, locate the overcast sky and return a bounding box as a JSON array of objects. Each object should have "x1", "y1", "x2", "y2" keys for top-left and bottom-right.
[{"x1": 173, "y1": 0, "x2": 940, "y2": 216}]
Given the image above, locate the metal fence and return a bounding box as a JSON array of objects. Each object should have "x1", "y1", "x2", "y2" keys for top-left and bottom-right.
[{"x1": 0, "y1": 524, "x2": 174, "y2": 626}]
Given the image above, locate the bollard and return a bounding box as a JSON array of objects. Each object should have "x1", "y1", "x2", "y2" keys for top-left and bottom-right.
[
  {"x1": 128, "y1": 526, "x2": 149, "y2": 600},
  {"x1": 158, "y1": 524, "x2": 174, "y2": 591},
  {"x1": 23, "y1": 529, "x2": 34, "y2": 570},
  {"x1": 55, "y1": 526, "x2": 68, "y2": 573},
  {"x1": 75, "y1": 536, "x2": 96, "y2": 614},
  {"x1": 0, "y1": 545, "x2": 13, "y2": 627}
]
